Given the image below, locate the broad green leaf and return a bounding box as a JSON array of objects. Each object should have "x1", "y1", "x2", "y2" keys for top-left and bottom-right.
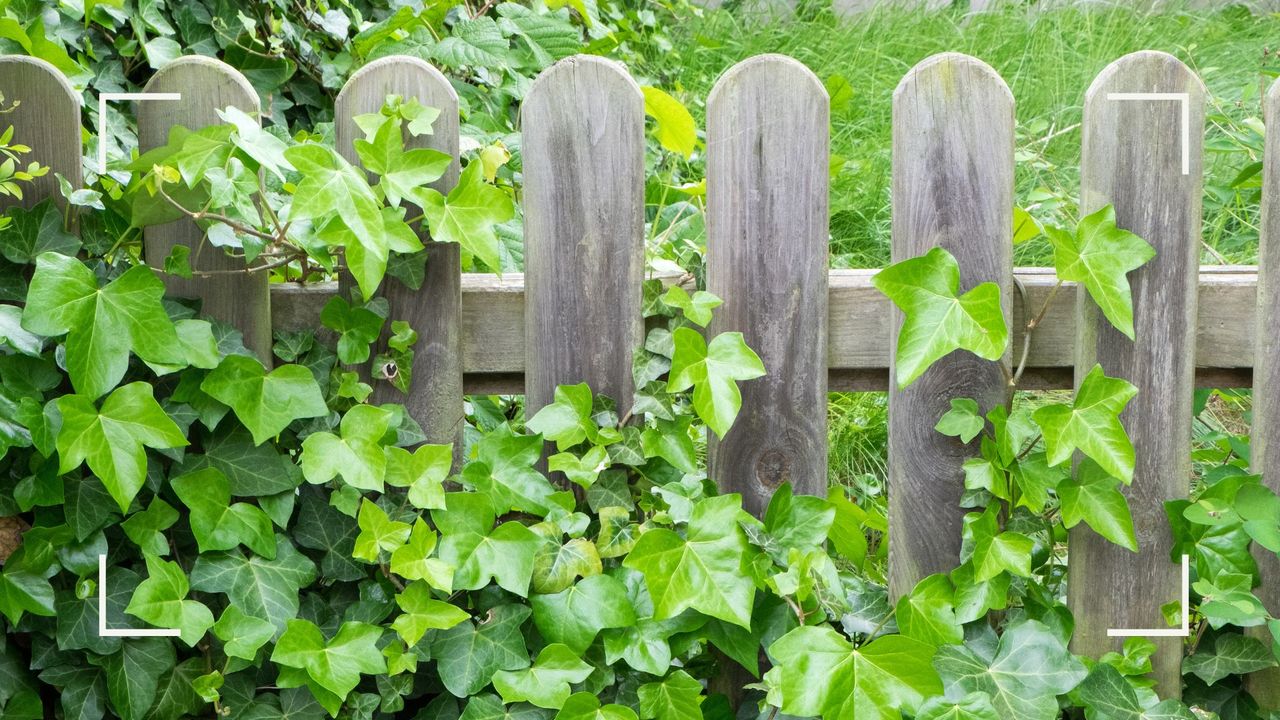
[
  {"x1": 1192, "y1": 572, "x2": 1267, "y2": 629},
  {"x1": 896, "y1": 574, "x2": 964, "y2": 648},
  {"x1": 189, "y1": 536, "x2": 317, "y2": 633},
  {"x1": 0, "y1": 569, "x2": 55, "y2": 624},
  {"x1": 465, "y1": 424, "x2": 558, "y2": 514},
  {"x1": 390, "y1": 518, "x2": 453, "y2": 590},
  {"x1": 201, "y1": 355, "x2": 327, "y2": 445},
  {"x1": 432, "y1": 16, "x2": 509, "y2": 69},
  {"x1": 386, "y1": 443, "x2": 451, "y2": 510},
  {"x1": 1045, "y1": 205, "x2": 1154, "y2": 339},
  {"x1": 936, "y1": 398, "x2": 985, "y2": 444},
  {"x1": 435, "y1": 492, "x2": 540, "y2": 596},
  {"x1": 763, "y1": 482, "x2": 836, "y2": 561},
  {"x1": 527, "y1": 384, "x2": 617, "y2": 451},
  {"x1": 1057, "y1": 459, "x2": 1138, "y2": 552},
  {"x1": 354, "y1": 115, "x2": 451, "y2": 207},
  {"x1": 271, "y1": 619, "x2": 386, "y2": 702},
  {"x1": 302, "y1": 405, "x2": 396, "y2": 491},
  {"x1": 1034, "y1": 364, "x2": 1137, "y2": 483},
  {"x1": 120, "y1": 498, "x2": 179, "y2": 556},
  {"x1": 124, "y1": 554, "x2": 214, "y2": 646},
  {"x1": 432, "y1": 604, "x2": 532, "y2": 698},
  {"x1": 1235, "y1": 483, "x2": 1280, "y2": 552},
  {"x1": 0, "y1": 200, "x2": 79, "y2": 264},
  {"x1": 872, "y1": 247, "x2": 1008, "y2": 389},
  {"x1": 532, "y1": 537, "x2": 603, "y2": 594},
  {"x1": 661, "y1": 286, "x2": 721, "y2": 327},
  {"x1": 1012, "y1": 206, "x2": 1042, "y2": 245},
  {"x1": 319, "y1": 296, "x2": 385, "y2": 365},
  {"x1": 637, "y1": 670, "x2": 703, "y2": 720},
  {"x1": 623, "y1": 494, "x2": 756, "y2": 628},
  {"x1": 1076, "y1": 663, "x2": 1195, "y2": 720},
  {"x1": 179, "y1": 425, "x2": 303, "y2": 496},
  {"x1": 104, "y1": 638, "x2": 175, "y2": 720},
  {"x1": 934, "y1": 619, "x2": 1087, "y2": 720},
  {"x1": 172, "y1": 467, "x2": 275, "y2": 557},
  {"x1": 23, "y1": 255, "x2": 184, "y2": 398},
  {"x1": 219, "y1": 106, "x2": 293, "y2": 181},
  {"x1": 392, "y1": 580, "x2": 468, "y2": 646},
  {"x1": 56, "y1": 382, "x2": 187, "y2": 512},
  {"x1": 496, "y1": 4, "x2": 579, "y2": 67},
  {"x1": 556, "y1": 693, "x2": 638, "y2": 720},
  {"x1": 419, "y1": 162, "x2": 515, "y2": 272},
  {"x1": 767, "y1": 625, "x2": 941, "y2": 720},
  {"x1": 548, "y1": 446, "x2": 611, "y2": 489},
  {"x1": 667, "y1": 328, "x2": 765, "y2": 439},
  {"x1": 963, "y1": 505, "x2": 1033, "y2": 582},
  {"x1": 916, "y1": 692, "x2": 1000, "y2": 720},
  {"x1": 352, "y1": 499, "x2": 411, "y2": 562},
  {"x1": 641, "y1": 87, "x2": 696, "y2": 159},
  {"x1": 212, "y1": 605, "x2": 274, "y2": 661},
  {"x1": 493, "y1": 644, "x2": 593, "y2": 709},
  {"x1": 531, "y1": 574, "x2": 636, "y2": 653},
  {"x1": 1183, "y1": 633, "x2": 1277, "y2": 686}
]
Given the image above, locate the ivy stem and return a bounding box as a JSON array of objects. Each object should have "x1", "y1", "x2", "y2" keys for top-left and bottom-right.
[
  {"x1": 379, "y1": 561, "x2": 406, "y2": 592},
  {"x1": 858, "y1": 607, "x2": 897, "y2": 647},
  {"x1": 1012, "y1": 278, "x2": 1064, "y2": 387}
]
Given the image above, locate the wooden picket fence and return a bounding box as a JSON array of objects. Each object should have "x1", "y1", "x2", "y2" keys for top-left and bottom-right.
[{"x1": 3, "y1": 48, "x2": 1280, "y2": 704}]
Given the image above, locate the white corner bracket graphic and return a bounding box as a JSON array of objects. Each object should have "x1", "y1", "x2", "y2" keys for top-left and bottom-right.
[
  {"x1": 97, "y1": 92, "x2": 182, "y2": 174},
  {"x1": 1105, "y1": 92, "x2": 1191, "y2": 176},
  {"x1": 1106, "y1": 554, "x2": 1191, "y2": 638},
  {"x1": 98, "y1": 553, "x2": 180, "y2": 638}
]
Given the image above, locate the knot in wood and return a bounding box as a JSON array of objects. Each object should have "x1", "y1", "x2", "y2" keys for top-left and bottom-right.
[{"x1": 754, "y1": 448, "x2": 792, "y2": 490}]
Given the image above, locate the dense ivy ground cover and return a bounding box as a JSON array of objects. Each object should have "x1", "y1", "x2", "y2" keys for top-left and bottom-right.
[{"x1": 0, "y1": 2, "x2": 1279, "y2": 720}]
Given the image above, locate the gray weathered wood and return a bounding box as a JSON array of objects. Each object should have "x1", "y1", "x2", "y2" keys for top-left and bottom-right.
[
  {"x1": 1247, "y1": 76, "x2": 1280, "y2": 710},
  {"x1": 888, "y1": 53, "x2": 1014, "y2": 598},
  {"x1": 521, "y1": 55, "x2": 644, "y2": 418},
  {"x1": 1070, "y1": 51, "x2": 1204, "y2": 698},
  {"x1": 0, "y1": 56, "x2": 82, "y2": 213},
  {"x1": 139, "y1": 57, "x2": 272, "y2": 362},
  {"x1": 705, "y1": 55, "x2": 829, "y2": 517},
  {"x1": 334, "y1": 56, "x2": 463, "y2": 454}
]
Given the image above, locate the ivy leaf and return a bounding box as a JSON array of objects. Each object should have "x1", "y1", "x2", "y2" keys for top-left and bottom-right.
[
  {"x1": 432, "y1": 16, "x2": 509, "y2": 68},
  {"x1": 171, "y1": 467, "x2": 275, "y2": 557},
  {"x1": 219, "y1": 106, "x2": 293, "y2": 181},
  {"x1": 419, "y1": 162, "x2": 515, "y2": 272},
  {"x1": 623, "y1": 494, "x2": 756, "y2": 628},
  {"x1": 465, "y1": 424, "x2": 558, "y2": 514},
  {"x1": 319, "y1": 296, "x2": 385, "y2": 365},
  {"x1": 386, "y1": 443, "x2": 451, "y2": 510},
  {"x1": 556, "y1": 693, "x2": 639, "y2": 720},
  {"x1": 353, "y1": 499, "x2": 411, "y2": 562},
  {"x1": 895, "y1": 574, "x2": 963, "y2": 648},
  {"x1": 390, "y1": 519, "x2": 454, "y2": 591},
  {"x1": 915, "y1": 692, "x2": 1000, "y2": 720},
  {"x1": 1045, "y1": 205, "x2": 1154, "y2": 339},
  {"x1": 302, "y1": 405, "x2": 396, "y2": 492},
  {"x1": 56, "y1": 382, "x2": 188, "y2": 513},
  {"x1": 104, "y1": 638, "x2": 175, "y2": 720},
  {"x1": 201, "y1": 355, "x2": 328, "y2": 445},
  {"x1": 460, "y1": 694, "x2": 554, "y2": 720},
  {"x1": 180, "y1": 425, "x2": 303, "y2": 496},
  {"x1": 23, "y1": 254, "x2": 184, "y2": 398},
  {"x1": 1235, "y1": 483, "x2": 1280, "y2": 552},
  {"x1": 492, "y1": 644, "x2": 594, "y2": 709},
  {"x1": 531, "y1": 574, "x2": 636, "y2": 653},
  {"x1": 124, "y1": 554, "x2": 214, "y2": 647},
  {"x1": 432, "y1": 604, "x2": 532, "y2": 698},
  {"x1": 1193, "y1": 572, "x2": 1267, "y2": 629},
  {"x1": 0, "y1": 200, "x2": 80, "y2": 264},
  {"x1": 392, "y1": 580, "x2": 468, "y2": 646},
  {"x1": 667, "y1": 328, "x2": 765, "y2": 439},
  {"x1": 641, "y1": 87, "x2": 697, "y2": 159},
  {"x1": 435, "y1": 492, "x2": 540, "y2": 596},
  {"x1": 872, "y1": 247, "x2": 1008, "y2": 389},
  {"x1": 271, "y1": 619, "x2": 386, "y2": 703},
  {"x1": 212, "y1": 605, "x2": 274, "y2": 661},
  {"x1": 963, "y1": 505, "x2": 1034, "y2": 582},
  {"x1": 0, "y1": 569, "x2": 55, "y2": 624},
  {"x1": 527, "y1": 383, "x2": 617, "y2": 451},
  {"x1": 936, "y1": 398, "x2": 984, "y2": 444},
  {"x1": 1033, "y1": 364, "x2": 1138, "y2": 483},
  {"x1": 637, "y1": 670, "x2": 703, "y2": 720},
  {"x1": 1183, "y1": 633, "x2": 1277, "y2": 686},
  {"x1": 933, "y1": 619, "x2": 1087, "y2": 720},
  {"x1": 354, "y1": 116, "x2": 451, "y2": 207},
  {"x1": 1057, "y1": 459, "x2": 1138, "y2": 552},
  {"x1": 189, "y1": 536, "x2": 318, "y2": 633},
  {"x1": 120, "y1": 498, "x2": 179, "y2": 556},
  {"x1": 767, "y1": 625, "x2": 941, "y2": 720},
  {"x1": 1076, "y1": 663, "x2": 1195, "y2": 720}
]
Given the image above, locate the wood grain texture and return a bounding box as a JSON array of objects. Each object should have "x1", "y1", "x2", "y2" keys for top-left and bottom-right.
[
  {"x1": 138, "y1": 57, "x2": 272, "y2": 362},
  {"x1": 334, "y1": 56, "x2": 463, "y2": 454},
  {"x1": 1247, "y1": 76, "x2": 1280, "y2": 710},
  {"x1": 521, "y1": 55, "x2": 644, "y2": 417},
  {"x1": 1069, "y1": 51, "x2": 1204, "y2": 698},
  {"x1": 705, "y1": 55, "x2": 829, "y2": 517},
  {"x1": 0, "y1": 56, "x2": 81, "y2": 213},
  {"x1": 888, "y1": 53, "x2": 1013, "y2": 598}
]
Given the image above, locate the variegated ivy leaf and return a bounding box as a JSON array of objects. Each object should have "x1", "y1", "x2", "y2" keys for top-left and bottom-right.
[
  {"x1": 1044, "y1": 205, "x2": 1155, "y2": 340},
  {"x1": 872, "y1": 247, "x2": 1008, "y2": 389}
]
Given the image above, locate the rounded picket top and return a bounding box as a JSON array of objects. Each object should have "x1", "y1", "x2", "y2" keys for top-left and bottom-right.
[
  {"x1": 707, "y1": 53, "x2": 827, "y2": 112},
  {"x1": 140, "y1": 55, "x2": 257, "y2": 136},
  {"x1": 1084, "y1": 50, "x2": 1206, "y2": 106},
  {"x1": 525, "y1": 54, "x2": 643, "y2": 115},
  {"x1": 0, "y1": 55, "x2": 83, "y2": 210},
  {"x1": 894, "y1": 52, "x2": 1013, "y2": 109}
]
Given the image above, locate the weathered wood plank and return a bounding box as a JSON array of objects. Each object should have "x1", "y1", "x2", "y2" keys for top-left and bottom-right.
[
  {"x1": 887, "y1": 53, "x2": 1014, "y2": 597},
  {"x1": 334, "y1": 56, "x2": 463, "y2": 453},
  {"x1": 138, "y1": 57, "x2": 272, "y2": 362},
  {"x1": 268, "y1": 267, "x2": 1259, "y2": 391},
  {"x1": 1070, "y1": 50, "x2": 1204, "y2": 698},
  {"x1": 521, "y1": 56, "x2": 644, "y2": 417},
  {"x1": 0, "y1": 56, "x2": 81, "y2": 213},
  {"x1": 705, "y1": 55, "x2": 829, "y2": 516},
  {"x1": 1247, "y1": 76, "x2": 1280, "y2": 710}
]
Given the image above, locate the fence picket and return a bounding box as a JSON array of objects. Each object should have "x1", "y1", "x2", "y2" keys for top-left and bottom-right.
[
  {"x1": 0, "y1": 56, "x2": 81, "y2": 213},
  {"x1": 706, "y1": 55, "x2": 829, "y2": 516},
  {"x1": 138, "y1": 57, "x2": 272, "y2": 362},
  {"x1": 1072, "y1": 51, "x2": 1204, "y2": 697},
  {"x1": 521, "y1": 56, "x2": 644, "y2": 421},
  {"x1": 1248, "y1": 77, "x2": 1280, "y2": 709},
  {"x1": 335, "y1": 56, "x2": 463, "y2": 454},
  {"x1": 888, "y1": 53, "x2": 1014, "y2": 597}
]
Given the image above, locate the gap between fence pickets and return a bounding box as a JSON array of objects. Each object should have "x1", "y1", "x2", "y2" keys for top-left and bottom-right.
[
  {"x1": 98, "y1": 553, "x2": 180, "y2": 638},
  {"x1": 96, "y1": 92, "x2": 182, "y2": 174},
  {"x1": 1105, "y1": 92, "x2": 1191, "y2": 176},
  {"x1": 1106, "y1": 554, "x2": 1191, "y2": 638}
]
